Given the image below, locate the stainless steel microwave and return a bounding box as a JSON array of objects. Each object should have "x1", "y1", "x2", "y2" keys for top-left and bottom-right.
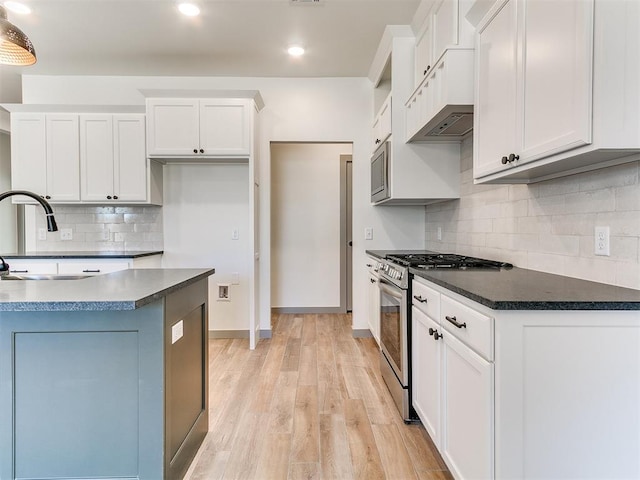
[{"x1": 371, "y1": 140, "x2": 390, "y2": 203}]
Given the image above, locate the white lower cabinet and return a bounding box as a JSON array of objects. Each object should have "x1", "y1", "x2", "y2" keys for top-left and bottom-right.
[
  {"x1": 411, "y1": 306, "x2": 442, "y2": 444},
  {"x1": 441, "y1": 332, "x2": 493, "y2": 479},
  {"x1": 412, "y1": 275, "x2": 640, "y2": 480},
  {"x1": 57, "y1": 261, "x2": 131, "y2": 276},
  {"x1": 366, "y1": 258, "x2": 381, "y2": 344},
  {"x1": 5, "y1": 260, "x2": 58, "y2": 275}
]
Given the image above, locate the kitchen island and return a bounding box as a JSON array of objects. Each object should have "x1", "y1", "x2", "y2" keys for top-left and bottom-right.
[{"x1": 0, "y1": 268, "x2": 214, "y2": 480}]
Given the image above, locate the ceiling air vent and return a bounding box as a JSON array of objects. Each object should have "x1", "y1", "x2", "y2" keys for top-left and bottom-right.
[{"x1": 290, "y1": 0, "x2": 322, "y2": 4}]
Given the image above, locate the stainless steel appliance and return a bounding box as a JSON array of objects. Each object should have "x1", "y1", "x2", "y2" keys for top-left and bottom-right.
[
  {"x1": 370, "y1": 141, "x2": 390, "y2": 203},
  {"x1": 377, "y1": 252, "x2": 512, "y2": 423}
]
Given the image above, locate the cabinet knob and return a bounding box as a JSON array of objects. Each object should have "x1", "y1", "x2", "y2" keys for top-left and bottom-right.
[
  {"x1": 375, "y1": 139, "x2": 381, "y2": 144},
  {"x1": 199, "y1": 148, "x2": 204, "y2": 154},
  {"x1": 445, "y1": 315, "x2": 467, "y2": 329},
  {"x1": 107, "y1": 195, "x2": 112, "y2": 199},
  {"x1": 370, "y1": 278, "x2": 376, "y2": 284},
  {"x1": 428, "y1": 327, "x2": 442, "y2": 340},
  {"x1": 193, "y1": 149, "x2": 198, "y2": 154},
  {"x1": 508, "y1": 153, "x2": 520, "y2": 163},
  {"x1": 501, "y1": 156, "x2": 509, "y2": 164},
  {"x1": 113, "y1": 195, "x2": 118, "y2": 200},
  {"x1": 413, "y1": 295, "x2": 428, "y2": 303},
  {"x1": 45, "y1": 195, "x2": 51, "y2": 200},
  {"x1": 366, "y1": 263, "x2": 373, "y2": 267}
]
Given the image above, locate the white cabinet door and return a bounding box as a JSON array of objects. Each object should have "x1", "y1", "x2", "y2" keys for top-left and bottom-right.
[
  {"x1": 415, "y1": 16, "x2": 435, "y2": 85},
  {"x1": 113, "y1": 115, "x2": 147, "y2": 202},
  {"x1": 441, "y1": 332, "x2": 494, "y2": 480},
  {"x1": 10, "y1": 113, "x2": 47, "y2": 198},
  {"x1": 5, "y1": 260, "x2": 58, "y2": 275},
  {"x1": 45, "y1": 115, "x2": 80, "y2": 202},
  {"x1": 80, "y1": 115, "x2": 114, "y2": 202},
  {"x1": 367, "y1": 271, "x2": 380, "y2": 344},
  {"x1": 518, "y1": 0, "x2": 593, "y2": 163},
  {"x1": 474, "y1": 0, "x2": 518, "y2": 179},
  {"x1": 372, "y1": 95, "x2": 392, "y2": 150},
  {"x1": 146, "y1": 99, "x2": 199, "y2": 156},
  {"x1": 474, "y1": 0, "x2": 595, "y2": 180},
  {"x1": 199, "y1": 100, "x2": 250, "y2": 156},
  {"x1": 433, "y1": 0, "x2": 457, "y2": 61},
  {"x1": 412, "y1": 306, "x2": 442, "y2": 445}
]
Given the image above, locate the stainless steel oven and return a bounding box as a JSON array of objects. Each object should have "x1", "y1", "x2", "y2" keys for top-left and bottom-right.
[{"x1": 377, "y1": 258, "x2": 417, "y2": 423}]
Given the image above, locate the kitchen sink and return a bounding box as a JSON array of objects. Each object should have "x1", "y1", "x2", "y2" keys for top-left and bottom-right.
[{"x1": 0, "y1": 274, "x2": 93, "y2": 281}]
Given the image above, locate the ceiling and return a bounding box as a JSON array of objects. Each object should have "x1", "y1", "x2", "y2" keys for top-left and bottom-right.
[{"x1": 1, "y1": 0, "x2": 421, "y2": 79}]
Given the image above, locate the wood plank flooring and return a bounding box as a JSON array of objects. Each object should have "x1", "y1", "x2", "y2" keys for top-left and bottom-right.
[{"x1": 185, "y1": 313, "x2": 452, "y2": 480}]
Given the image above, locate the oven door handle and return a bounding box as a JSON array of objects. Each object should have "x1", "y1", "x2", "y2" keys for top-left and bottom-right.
[{"x1": 379, "y1": 278, "x2": 403, "y2": 299}]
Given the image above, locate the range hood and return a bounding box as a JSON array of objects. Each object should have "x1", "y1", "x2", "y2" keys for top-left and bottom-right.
[{"x1": 405, "y1": 49, "x2": 474, "y2": 142}]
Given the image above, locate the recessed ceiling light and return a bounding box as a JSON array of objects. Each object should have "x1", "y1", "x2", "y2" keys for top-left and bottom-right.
[
  {"x1": 178, "y1": 3, "x2": 200, "y2": 16},
  {"x1": 4, "y1": 2, "x2": 31, "y2": 14},
  {"x1": 288, "y1": 46, "x2": 305, "y2": 57}
]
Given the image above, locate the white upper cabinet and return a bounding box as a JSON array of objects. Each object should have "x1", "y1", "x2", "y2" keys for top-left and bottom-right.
[
  {"x1": 146, "y1": 98, "x2": 251, "y2": 158},
  {"x1": 11, "y1": 113, "x2": 80, "y2": 203},
  {"x1": 474, "y1": 0, "x2": 640, "y2": 183},
  {"x1": 81, "y1": 114, "x2": 151, "y2": 203},
  {"x1": 372, "y1": 94, "x2": 392, "y2": 151},
  {"x1": 406, "y1": 0, "x2": 475, "y2": 143},
  {"x1": 414, "y1": 0, "x2": 475, "y2": 87}
]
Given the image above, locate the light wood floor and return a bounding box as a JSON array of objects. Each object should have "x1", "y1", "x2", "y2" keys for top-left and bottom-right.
[{"x1": 184, "y1": 313, "x2": 452, "y2": 480}]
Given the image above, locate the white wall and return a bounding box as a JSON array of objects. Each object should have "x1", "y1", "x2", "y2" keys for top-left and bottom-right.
[
  {"x1": 426, "y1": 137, "x2": 640, "y2": 290},
  {"x1": 21, "y1": 75, "x2": 427, "y2": 334},
  {"x1": 271, "y1": 143, "x2": 351, "y2": 309},
  {"x1": 162, "y1": 164, "x2": 249, "y2": 331},
  {"x1": 0, "y1": 132, "x2": 17, "y2": 253}
]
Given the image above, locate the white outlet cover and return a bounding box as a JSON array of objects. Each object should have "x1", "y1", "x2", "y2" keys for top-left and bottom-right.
[
  {"x1": 60, "y1": 228, "x2": 73, "y2": 241},
  {"x1": 171, "y1": 320, "x2": 184, "y2": 344},
  {"x1": 594, "y1": 226, "x2": 610, "y2": 256}
]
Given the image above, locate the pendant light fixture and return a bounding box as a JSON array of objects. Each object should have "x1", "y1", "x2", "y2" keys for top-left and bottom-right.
[{"x1": 0, "y1": 4, "x2": 36, "y2": 66}]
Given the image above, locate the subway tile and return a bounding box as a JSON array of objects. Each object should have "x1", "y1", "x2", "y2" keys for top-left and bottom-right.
[
  {"x1": 499, "y1": 199, "x2": 528, "y2": 218},
  {"x1": 517, "y1": 216, "x2": 552, "y2": 235},
  {"x1": 539, "y1": 234, "x2": 580, "y2": 256},
  {"x1": 563, "y1": 188, "x2": 615, "y2": 214},
  {"x1": 550, "y1": 213, "x2": 597, "y2": 236},
  {"x1": 595, "y1": 211, "x2": 640, "y2": 236},
  {"x1": 578, "y1": 161, "x2": 638, "y2": 192},
  {"x1": 615, "y1": 185, "x2": 640, "y2": 212},
  {"x1": 95, "y1": 213, "x2": 125, "y2": 224},
  {"x1": 527, "y1": 252, "x2": 567, "y2": 276}
]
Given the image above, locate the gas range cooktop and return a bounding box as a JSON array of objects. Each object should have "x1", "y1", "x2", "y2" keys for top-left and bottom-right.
[{"x1": 386, "y1": 253, "x2": 513, "y2": 270}]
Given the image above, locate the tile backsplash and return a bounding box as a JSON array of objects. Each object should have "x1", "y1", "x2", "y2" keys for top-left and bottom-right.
[
  {"x1": 32, "y1": 205, "x2": 163, "y2": 252},
  {"x1": 426, "y1": 138, "x2": 640, "y2": 290}
]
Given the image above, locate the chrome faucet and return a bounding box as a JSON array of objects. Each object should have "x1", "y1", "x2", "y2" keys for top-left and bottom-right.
[{"x1": 0, "y1": 190, "x2": 58, "y2": 276}]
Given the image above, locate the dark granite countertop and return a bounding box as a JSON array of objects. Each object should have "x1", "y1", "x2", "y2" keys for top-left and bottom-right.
[
  {"x1": 411, "y1": 267, "x2": 640, "y2": 310},
  {"x1": 0, "y1": 250, "x2": 163, "y2": 259},
  {"x1": 365, "y1": 249, "x2": 640, "y2": 311},
  {"x1": 0, "y1": 268, "x2": 214, "y2": 312}
]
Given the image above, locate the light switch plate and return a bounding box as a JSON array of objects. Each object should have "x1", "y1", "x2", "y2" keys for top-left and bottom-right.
[{"x1": 365, "y1": 227, "x2": 373, "y2": 240}]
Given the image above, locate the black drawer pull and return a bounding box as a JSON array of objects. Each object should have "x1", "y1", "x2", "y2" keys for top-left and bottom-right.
[
  {"x1": 11, "y1": 269, "x2": 28, "y2": 273},
  {"x1": 413, "y1": 295, "x2": 428, "y2": 303},
  {"x1": 82, "y1": 269, "x2": 101, "y2": 273},
  {"x1": 445, "y1": 315, "x2": 467, "y2": 329},
  {"x1": 370, "y1": 278, "x2": 376, "y2": 284}
]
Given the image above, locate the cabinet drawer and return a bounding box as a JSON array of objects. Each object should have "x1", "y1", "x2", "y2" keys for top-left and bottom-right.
[
  {"x1": 441, "y1": 295, "x2": 493, "y2": 361},
  {"x1": 58, "y1": 262, "x2": 130, "y2": 275},
  {"x1": 412, "y1": 279, "x2": 440, "y2": 319},
  {"x1": 6, "y1": 261, "x2": 58, "y2": 275}
]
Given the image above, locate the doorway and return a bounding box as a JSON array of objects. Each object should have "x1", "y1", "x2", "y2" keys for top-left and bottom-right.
[{"x1": 270, "y1": 143, "x2": 353, "y2": 314}]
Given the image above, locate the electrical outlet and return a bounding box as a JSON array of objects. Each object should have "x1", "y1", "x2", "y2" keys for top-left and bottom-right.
[
  {"x1": 437, "y1": 227, "x2": 442, "y2": 241},
  {"x1": 38, "y1": 228, "x2": 47, "y2": 240},
  {"x1": 171, "y1": 320, "x2": 184, "y2": 344},
  {"x1": 364, "y1": 227, "x2": 373, "y2": 240},
  {"x1": 217, "y1": 284, "x2": 230, "y2": 301},
  {"x1": 594, "y1": 226, "x2": 610, "y2": 256},
  {"x1": 60, "y1": 228, "x2": 73, "y2": 241}
]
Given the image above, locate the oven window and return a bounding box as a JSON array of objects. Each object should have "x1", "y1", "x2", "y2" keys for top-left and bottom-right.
[{"x1": 380, "y1": 287, "x2": 402, "y2": 372}]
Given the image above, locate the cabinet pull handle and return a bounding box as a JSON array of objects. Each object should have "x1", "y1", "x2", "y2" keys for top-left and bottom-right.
[
  {"x1": 82, "y1": 269, "x2": 101, "y2": 273},
  {"x1": 508, "y1": 153, "x2": 519, "y2": 163},
  {"x1": 413, "y1": 295, "x2": 428, "y2": 303},
  {"x1": 501, "y1": 156, "x2": 509, "y2": 164},
  {"x1": 428, "y1": 327, "x2": 442, "y2": 340},
  {"x1": 445, "y1": 315, "x2": 467, "y2": 329},
  {"x1": 11, "y1": 270, "x2": 28, "y2": 273},
  {"x1": 366, "y1": 263, "x2": 373, "y2": 267},
  {"x1": 370, "y1": 278, "x2": 376, "y2": 284}
]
